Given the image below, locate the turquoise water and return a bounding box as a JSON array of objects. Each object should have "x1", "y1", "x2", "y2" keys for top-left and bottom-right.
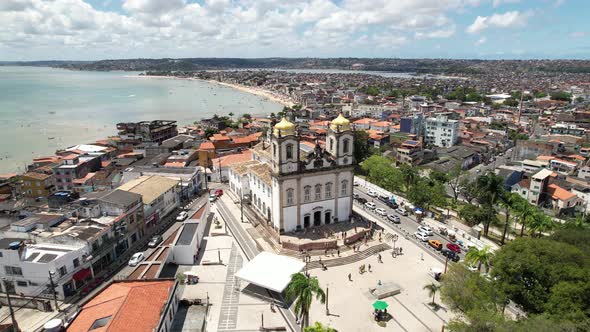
[{"x1": 0, "y1": 66, "x2": 282, "y2": 173}]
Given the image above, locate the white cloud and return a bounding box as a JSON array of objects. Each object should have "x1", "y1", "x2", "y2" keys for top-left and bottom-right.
[
  {"x1": 492, "y1": 0, "x2": 521, "y2": 7},
  {"x1": 475, "y1": 36, "x2": 486, "y2": 45},
  {"x1": 123, "y1": 0, "x2": 186, "y2": 14},
  {"x1": 466, "y1": 11, "x2": 531, "y2": 34},
  {"x1": 414, "y1": 25, "x2": 456, "y2": 39}
]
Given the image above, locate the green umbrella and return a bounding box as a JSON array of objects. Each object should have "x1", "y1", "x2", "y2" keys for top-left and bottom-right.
[{"x1": 372, "y1": 300, "x2": 388, "y2": 310}]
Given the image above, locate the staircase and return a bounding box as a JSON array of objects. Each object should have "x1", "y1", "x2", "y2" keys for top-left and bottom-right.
[{"x1": 305, "y1": 243, "x2": 391, "y2": 270}]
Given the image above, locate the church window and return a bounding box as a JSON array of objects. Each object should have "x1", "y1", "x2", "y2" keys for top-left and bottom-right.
[
  {"x1": 304, "y1": 186, "x2": 311, "y2": 202},
  {"x1": 286, "y1": 144, "x2": 293, "y2": 159},
  {"x1": 325, "y1": 183, "x2": 332, "y2": 199},
  {"x1": 343, "y1": 138, "x2": 350, "y2": 153},
  {"x1": 341, "y1": 180, "x2": 348, "y2": 196},
  {"x1": 287, "y1": 189, "x2": 294, "y2": 205},
  {"x1": 315, "y1": 184, "x2": 322, "y2": 200}
]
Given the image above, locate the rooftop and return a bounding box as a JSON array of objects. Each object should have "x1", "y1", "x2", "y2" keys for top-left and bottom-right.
[
  {"x1": 99, "y1": 190, "x2": 141, "y2": 208},
  {"x1": 67, "y1": 280, "x2": 175, "y2": 332},
  {"x1": 118, "y1": 176, "x2": 179, "y2": 205}
]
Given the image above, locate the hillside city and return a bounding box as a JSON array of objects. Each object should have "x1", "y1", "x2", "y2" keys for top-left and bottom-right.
[{"x1": 1, "y1": 63, "x2": 590, "y2": 332}]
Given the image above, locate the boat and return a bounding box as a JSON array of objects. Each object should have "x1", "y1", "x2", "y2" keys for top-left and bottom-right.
[{"x1": 48, "y1": 137, "x2": 55, "y2": 140}]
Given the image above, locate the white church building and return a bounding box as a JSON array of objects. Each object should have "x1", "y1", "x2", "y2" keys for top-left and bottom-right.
[{"x1": 228, "y1": 114, "x2": 355, "y2": 233}]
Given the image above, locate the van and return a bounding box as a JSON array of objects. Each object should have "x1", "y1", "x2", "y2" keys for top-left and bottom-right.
[{"x1": 428, "y1": 240, "x2": 442, "y2": 251}]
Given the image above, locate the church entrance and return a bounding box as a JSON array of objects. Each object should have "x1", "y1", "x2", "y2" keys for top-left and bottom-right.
[
  {"x1": 313, "y1": 211, "x2": 322, "y2": 226},
  {"x1": 304, "y1": 215, "x2": 310, "y2": 228},
  {"x1": 324, "y1": 211, "x2": 331, "y2": 224}
]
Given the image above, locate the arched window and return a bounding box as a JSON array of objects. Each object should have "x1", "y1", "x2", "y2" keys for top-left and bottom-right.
[
  {"x1": 263, "y1": 202, "x2": 266, "y2": 212},
  {"x1": 315, "y1": 184, "x2": 322, "y2": 200},
  {"x1": 325, "y1": 183, "x2": 332, "y2": 199},
  {"x1": 343, "y1": 138, "x2": 350, "y2": 153},
  {"x1": 286, "y1": 188, "x2": 294, "y2": 205},
  {"x1": 304, "y1": 186, "x2": 311, "y2": 202},
  {"x1": 340, "y1": 180, "x2": 348, "y2": 196},
  {"x1": 286, "y1": 143, "x2": 293, "y2": 159}
]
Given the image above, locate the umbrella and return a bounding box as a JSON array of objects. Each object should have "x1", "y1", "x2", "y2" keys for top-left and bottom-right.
[{"x1": 372, "y1": 300, "x2": 388, "y2": 310}]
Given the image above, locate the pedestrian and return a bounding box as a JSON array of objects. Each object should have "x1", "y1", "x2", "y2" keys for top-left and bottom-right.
[
  {"x1": 421, "y1": 253, "x2": 424, "y2": 261},
  {"x1": 319, "y1": 256, "x2": 322, "y2": 264},
  {"x1": 354, "y1": 226, "x2": 357, "y2": 233},
  {"x1": 378, "y1": 254, "x2": 382, "y2": 263},
  {"x1": 337, "y1": 248, "x2": 340, "y2": 257},
  {"x1": 348, "y1": 273, "x2": 352, "y2": 281},
  {"x1": 368, "y1": 264, "x2": 372, "y2": 272},
  {"x1": 400, "y1": 247, "x2": 403, "y2": 255},
  {"x1": 325, "y1": 248, "x2": 328, "y2": 256}
]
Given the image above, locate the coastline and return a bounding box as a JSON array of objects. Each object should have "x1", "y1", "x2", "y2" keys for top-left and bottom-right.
[{"x1": 127, "y1": 74, "x2": 295, "y2": 107}]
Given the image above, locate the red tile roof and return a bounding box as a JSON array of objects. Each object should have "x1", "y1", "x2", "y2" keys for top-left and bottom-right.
[
  {"x1": 198, "y1": 142, "x2": 215, "y2": 151},
  {"x1": 67, "y1": 280, "x2": 174, "y2": 332},
  {"x1": 547, "y1": 184, "x2": 576, "y2": 201},
  {"x1": 212, "y1": 150, "x2": 252, "y2": 168}
]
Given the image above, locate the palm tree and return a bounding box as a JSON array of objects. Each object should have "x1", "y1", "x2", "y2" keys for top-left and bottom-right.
[
  {"x1": 285, "y1": 273, "x2": 326, "y2": 328},
  {"x1": 512, "y1": 196, "x2": 536, "y2": 237},
  {"x1": 465, "y1": 245, "x2": 495, "y2": 273},
  {"x1": 475, "y1": 173, "x2": 505, "y2": 237},
  {"x1": 499, "y1": 192, "x2": 519, "y2": 245},
  {"x1": 304, "y1": 322, "x2": 337, "y2": 332},
  {"x1": 423, "y1": 282, "x2": 441, "y2": 305},
  {"x1": 399, "y1": 164, "x2": 418, "y2": 192},
  {"x1": 228, "y1": 112, "x2": 234, "y2": 120},
  {"x1": 528, "y1": 211, "x2": 556, "y2": 237}
]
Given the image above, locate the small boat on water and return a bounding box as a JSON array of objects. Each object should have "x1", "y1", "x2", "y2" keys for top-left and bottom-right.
[
  {"x1": 48, "y1": 111, "x2": 56, "y2": 114},
  {"x1": 48, "y1": 137, "x2": 55, "y2": 140}
]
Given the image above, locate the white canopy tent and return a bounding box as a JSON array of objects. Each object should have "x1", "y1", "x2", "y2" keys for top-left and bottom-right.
[{"x1": 235, "y1": 252, "x2": 305, "y2": 293}]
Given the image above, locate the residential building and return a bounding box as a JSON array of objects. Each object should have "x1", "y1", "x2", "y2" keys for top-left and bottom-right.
[
  {"x1": 122, "y1": 166, "x2": 203, "y2": 202},
  {"x1": 171, "y1": 203, "x2": 210, "y2": 265},
  {"x1": 399, "y1": 113, "x2": 423, "y2": 135},
  {"x1": 116, "y1": 120, "x2": 178, "y2": 147},
  {"x1": 67, "y1": 279, "x2": 180, "y2": 332},
  {"x1": 20, "y1": 172, "x2": 55, "y2": 198},
  {"x1": 424, "y1": 115, "x2": 459, "y2": 148},
  {"x1": 549, "y1": 123, "x2": 586, "y2": 137},
  {"x1": 0, "y1": 239, "x2": 91, "y2": 299},
  {"x1": 396, "y1": 140, "x2": 423, "y2": 166},
  {"x1": 53, "y1": 154, "x2": 101, "y2": 192},
  {"x1": 118, "y1": 176, "x2": 180, "y2": 228}
]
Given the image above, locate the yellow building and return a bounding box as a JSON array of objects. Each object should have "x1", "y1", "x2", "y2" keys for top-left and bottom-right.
[{"x1": 20, "y1": 172, "x2": 55, "y2": 198}]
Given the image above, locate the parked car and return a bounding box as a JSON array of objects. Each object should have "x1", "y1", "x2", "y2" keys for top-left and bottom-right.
[
  {"x1": 209, "y1": 194, "x2": 217, "y2": 202},
  {"x1": 364, "y1": 202, "x2": 377, "y2": 210},
  {"x1": 442, "y1": 249, "x2": 460, "y2": 262},
  {"x1": 414, "y1": 232, "x2": 429, "y2": 242},
  {"x1": 357, "y1": 197, "x2": 368, "y2": 205},
  {"x1": 378, "y1": 194, "x2": 390, "y2": 202},
  {"x1": 215, "y1": 189, "x2": 224, "y2": 197},
  {"x1": 353, "y1": 192, "x2": 360, "y2": 199},
  {"x1": 367, "y1": 190, "x2": 378, "y2": 197},
  {"x1": 428, "y1": 239, "x2": 443, "y2": 250},
  {"x1": 353, "y1": 181, "x2": 360, "y2": 186},
  {"x1": 386, "y1": 201, "x2": 399, "y2": 209},
  {"x1": 128, "y1": 252, "x2": 145, "y2": 266},
  {"x1": 387, "y1": 214, "x2": 401, "y2": 223},
  {"x1": 417, "y1": 225, "x2": 433, "y2": 236},
  {"x1": 176, "y1": 211, "x2": 189, "y2": 221},
  {"x1": 446, "y1": 243, "x2": 461, "y2": 253},
  {"x1": 396, "y1": 208, "x2": 408, "y2": 216},
  {"x1": 148, "y1": 235, "x2": 163, "y2": 248},
  {"x1": 375, "y1": 208, "x2": 387, "y2": 216}
]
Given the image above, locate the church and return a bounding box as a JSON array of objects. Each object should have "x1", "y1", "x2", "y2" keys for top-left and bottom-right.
[{"x1": 228, "y1": 114, "x2": 355, "y2": 233}]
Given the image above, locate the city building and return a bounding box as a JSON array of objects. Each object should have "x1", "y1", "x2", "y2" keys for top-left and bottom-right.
[
  {"x1": 116, "y1": 120, "x2": 178, "y2": 148},
  {"x1": 67, "y1": 279, "x2": 179, "y2": 332},
  {"x1": 549, "y1": 123, "x2": 586, "y2": 137},
  {"x1": 228, "y1": 114, "x2": 354, "y2": 233},
  {"x1": 20, "y1": 172, "x2": 55, "y2": 198},
  {"x1": 118, "y1": 176, "x2": 180, "y2": 228},
  {"x1": 396, "y1": 140, "x2": 423, "y2": 166},
  {"x1": 53, "y1": 154, "x2": 101, "y2": 192},
  {"x1": 424, "y1": 115, "x2": 459, "y2": 148},
  {"x1": 399, "y1": 113, "x2": 423, "y2": 135}
]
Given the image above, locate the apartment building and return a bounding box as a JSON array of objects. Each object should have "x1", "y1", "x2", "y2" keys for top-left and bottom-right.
[
  {"x1": 424, "y1": 115, "x2": 459, "y2": 148},
  {"x1": 20, "y1": 172, "x2": 55, "y2": 198}
]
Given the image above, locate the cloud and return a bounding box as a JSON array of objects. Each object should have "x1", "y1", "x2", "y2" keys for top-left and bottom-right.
[
  {"x1": 0, "y1": 0, "x2": 33, "y2": 11},
  {"x1": 475, "y1": 37, "x2": 486, "y2": 45},
  {"x1": 123, "y1": 0, "x2": 186, "y2": 14},
  {"x1": 414, "y1": 25, "x2": 456, "y2": 39},
  {"x1": 570, "y1": 31, "x2": 586, "y2": 38},
  {"x1": 466, "y1": 11, "x2": 531, "y2": 34},
  {"x1": 492, "y1": 0, "x2": 521, "y2": 7}
]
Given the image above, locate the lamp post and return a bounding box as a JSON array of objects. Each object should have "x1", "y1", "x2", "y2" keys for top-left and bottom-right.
[
  {"x1": 48, "y1": 271, "x2": 59, "y2": 312},
  {"x1": 392, "y1": 234, "x2": 399, "y2": 257},
  {"x1": 325, "y1": 284, "x2": 330, "y2": 316}
]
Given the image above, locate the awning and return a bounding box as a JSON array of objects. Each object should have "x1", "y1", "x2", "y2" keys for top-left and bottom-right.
[
  {"x1": 235, "y1": 252, "x2": 305, "y2": 293},
  {"x1": 73, "y1": 268, "x2": 91, "y2": 282}
]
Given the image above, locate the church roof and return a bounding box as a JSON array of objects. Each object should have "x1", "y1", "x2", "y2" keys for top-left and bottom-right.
[
  {"x1": 330, "y1": 113, "x2": 351, "y2": 132},
  {"x1": 273, "y1": 117, "x2": 296, "y2": 136}
]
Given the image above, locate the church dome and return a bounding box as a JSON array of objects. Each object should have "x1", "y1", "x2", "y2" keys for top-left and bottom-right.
[
  {"x1": 273, "y1": 117, "x2": 296, "y2": 136},
  {"x1": 330, "y1": 113, "x2": 351, "y2": 131}
]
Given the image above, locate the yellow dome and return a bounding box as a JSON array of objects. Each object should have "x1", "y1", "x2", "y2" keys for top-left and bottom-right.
[
  {"x1": 330, "y1": 113, "x2": 351, "y2": 131},
  {"x1": 273, "y1": 117, "x2": 296, "y2": 136}
]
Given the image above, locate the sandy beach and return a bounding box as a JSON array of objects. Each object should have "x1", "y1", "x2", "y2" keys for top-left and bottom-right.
[{"x1": 127, "y1": 74, "x2": 295, "y2": 107}]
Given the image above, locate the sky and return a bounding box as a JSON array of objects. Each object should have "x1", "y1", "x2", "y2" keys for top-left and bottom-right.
[{"x1": 0, "y1": 0, "x2": 589, "y2": 61}]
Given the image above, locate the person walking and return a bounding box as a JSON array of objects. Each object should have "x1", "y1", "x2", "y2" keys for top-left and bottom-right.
[
  {"x1": 378, "y1": 254, "x2": 382, "y2": 263},
  {"x1": 368, "y1": 264, "x2": 372, "y2": 272},
  {"x1": 337, "y1": 248, "x2": 340, "y2": 257},
  {"x1": 348, "y1": 273, "x2": 352, "y2": 281}
]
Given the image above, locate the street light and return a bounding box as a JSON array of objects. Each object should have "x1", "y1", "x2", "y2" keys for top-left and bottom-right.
[
  {"x1": 48, "y1": 271, "x2": 59, "y2": 312},
  {"x1": 392, "y1": 234, "x2": 399, "y2": 257}
]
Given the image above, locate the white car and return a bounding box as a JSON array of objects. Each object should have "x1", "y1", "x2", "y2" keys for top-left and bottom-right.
[
  {"x1": 128, "y1": 252, "x2": 145, "y2": 266},
  {"x1": 417, "y1": 225, "x2": 433, "y2": 236},
  {"x1": 375, "y1": 208, "x2": 387, "y2": 216},
  {"x1": 367, "y1": 190, "x2": 378, "y2": 197},
  {"x1": 364, "y1": 202, "x2": 377, "y2": 210},
  {"x1": 209, "y1": 194, "x2": 217, "y2": 202},
  {"x1": 396, "y1": 208, "x2": 408, "y2": 216},
  {"x1": 387, "y1": 214, "x2": 401, "y2": 223},
  {"x1": 176, "y1": 211, "x2": 189, "y2": 221},
  {"x1": 414, "y1": 232, "x2": 430, "y2": 242}
]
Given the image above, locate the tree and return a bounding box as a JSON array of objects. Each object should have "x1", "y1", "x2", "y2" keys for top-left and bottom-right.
[
  {"x1": 503, "y1": 98, "x2": 519, "y2": 107},
  {"x1": 512, "y1": 195, "x2": 536, "y2": 237},
  {"x1": 407, "y1": 179, "x2": 447, "y2": 210},
  {"x1": 353, "y1": 131, "x2": 371, "y2": 163},
  {"x1": 499, "y1": 192, "x2": 520, "y2": 245},
  {"x1": 399, "y1": 164, "x2": 418, "y2": 192},
  {"x1": 285, "y1": 273, "x2": 326, "y2": 328},
  {"x1": 474, "y1": 173, "x2": 506, "y2": 236},
  {"x1": 423, "y1": 282, "x2": 441, "y2": 305},
  {"x1": 228, "y1": 112, "x2": 234, "y2": 120},
  {"x1": 527, "y1": 211, "x2": 556, "y2": 237},
  {"x1": 459, "y1": 178, "x2": 478, "y2": 204},
  {"x1": 550, "y1": 91, "x2": 572, "y2": 102},
  {"x1": 465, "y1": 246, "x2": 495, "y2": 272},
  {"x1": 458, "y1": 204, "x2": 488, "y2": 227},
  {"x1": 447, "y1": 165, "x2": 466, "y2": 203},
  {"x1": 304, "y1": 322, "x2": 337, "y2": 332},
  {"x1": 204, "y1": 128, "x2": 219, "y2": 138},
  {"x1": 575, "y1": 96, "x2": 584, "y2": 103},
  {"x1": 242, "y1": 113, "x2": 252, "y2": 120},
  {"x1": 491, "y1": 237, "x2": 590, "y2": 318}
]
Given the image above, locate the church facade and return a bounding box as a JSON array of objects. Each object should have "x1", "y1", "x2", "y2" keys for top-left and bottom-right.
[{"x1": 228, "y1": 114, "x2": 355, "y2": 233}]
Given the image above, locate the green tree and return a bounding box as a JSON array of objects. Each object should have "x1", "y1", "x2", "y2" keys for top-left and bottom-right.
[
  {"x1": 465, "y1": 246, "x2": 495, "y2": 272},
  {"x1": 353, "y1": 131, "x2": 371, "y2": 163},
  {"x1": 399, "y1": 163, "x2": 419, "y2": 192},
  {"x1": 491, "y1": 237, "x2": 590, "y2": 318},
  {"x1": 458, "y1": 204, "x2": 488, "y2": 227},
  {"x1": 423, "y1": 282, "x2": 441, "y2": 305},
  {"x1": 527, "y1": 211, "x2": 556, "y2": 237},
  {"x1": 503, "y1": 98, "x2": 519, "y2": 107},
  {"x1": 304, "y1": 322, "x2": 337, "y2": 332},
  {"x1": 459, "y1": 178, "x2": 478, "y2": 204},
  {"x1": 575, "y1": 96, "x2": 584, "y2": 103},
  {"x1": 447, "y1": 165, "x2": 466, "y2": 203},
  {"x1": 512, "y1": 195, "x2": 536, "y2": 237},
  {"x1": 204, "y1": 128, "x2": 219, "y2": 138},
  {"x1": 499, "y1": 192, "x2": 520, "y2": 245},
  {"x1": 550, "y1": 91, "x2": 572, "y2": 102},
  {"x1": 285, "y1": 273, "x2": 326, "y2": 328},
  {"x1": 228, "y1": 112, "x2": 234, "y2": 120},
  {"x1": 407, "y1": 179, "x2": 446, "y2": 210},
  {"x1": 474, "y1": 173, "x2": 506, "y2": 236},
  {"x1": 242, "y1": 113, "x2": 252, "y2": 120}
]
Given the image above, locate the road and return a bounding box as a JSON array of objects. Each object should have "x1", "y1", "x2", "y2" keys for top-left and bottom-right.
[
  {"x1": 353, "y1": 186, "x2": 465, "y2": 263},
  {"x1": 215, "y1": 196, "x2": 299, "y2": 332}
]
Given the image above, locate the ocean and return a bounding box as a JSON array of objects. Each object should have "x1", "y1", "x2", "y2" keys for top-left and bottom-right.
[{"x1": 0, "y1": 66, "x2": 283, "y2": 173}]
